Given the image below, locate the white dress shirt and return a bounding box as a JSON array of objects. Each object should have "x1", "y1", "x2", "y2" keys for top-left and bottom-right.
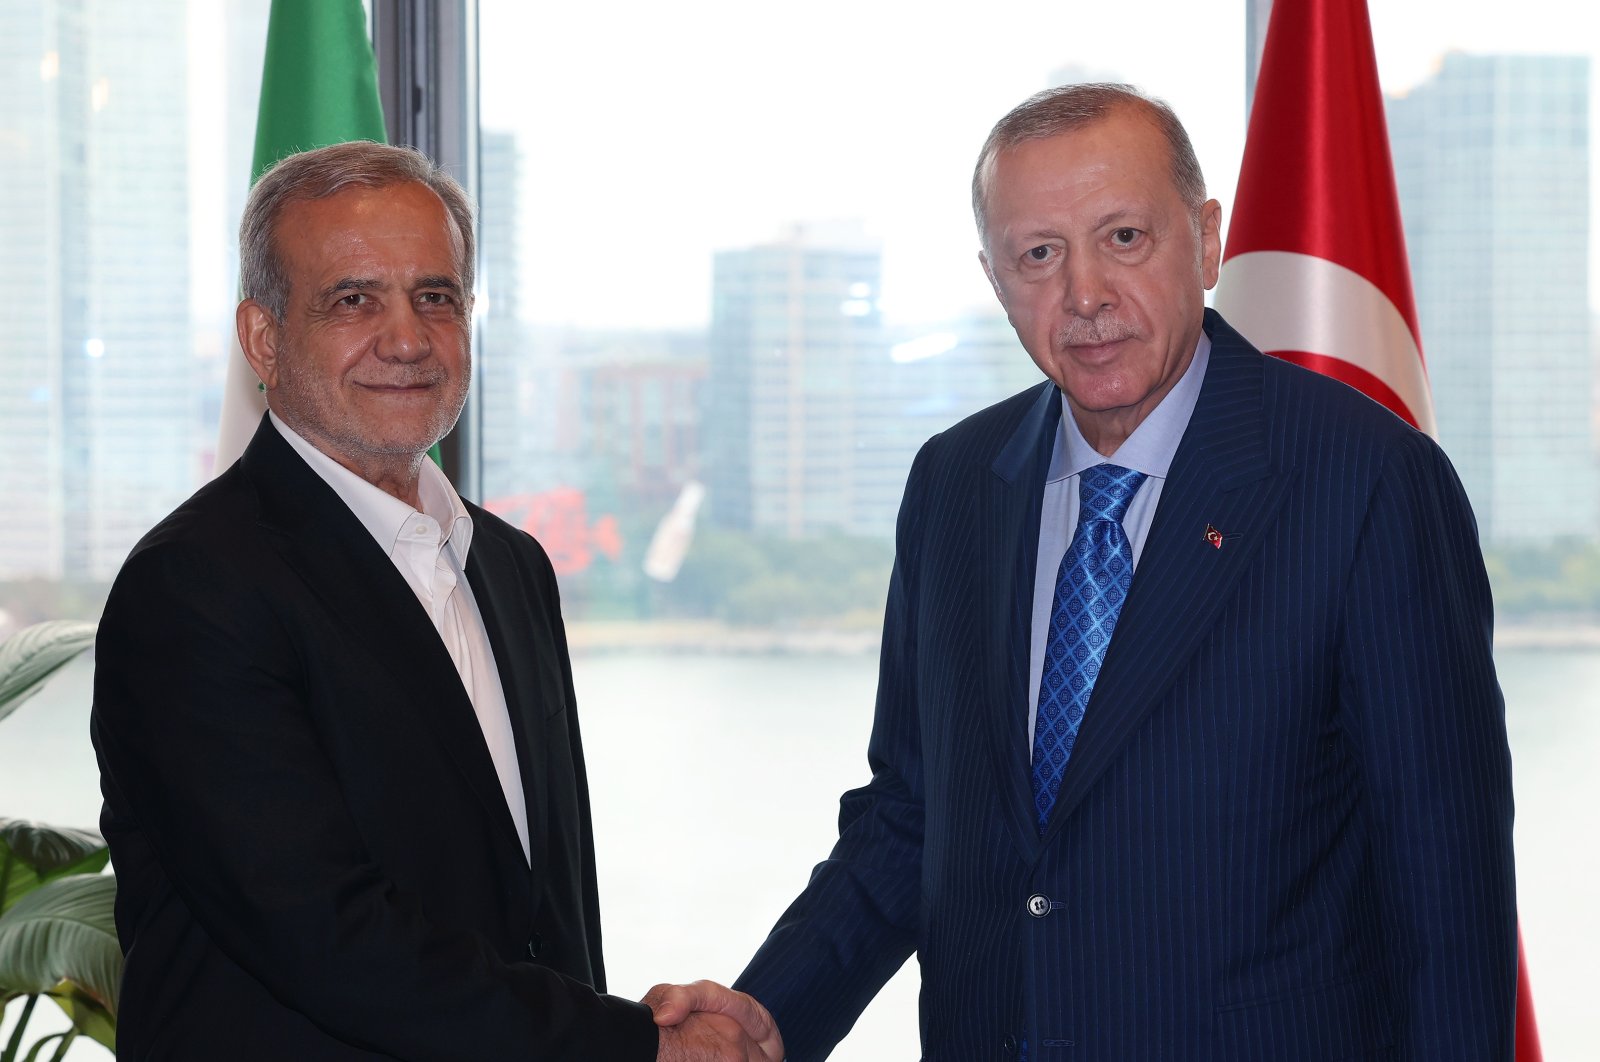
[{"x1": 270, "y1": 413, "x2": 531, "y2": 864}]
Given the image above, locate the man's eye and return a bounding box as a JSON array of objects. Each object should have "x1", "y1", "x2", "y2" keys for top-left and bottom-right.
[
  {"x1": 418, "y1": 292, "x2": 453, "y2": 305},
  {"x1": 338, "y1": 293, "x2": 367, "y2": 306},
  {"x1": 1111, "y1": 227, "x2": 1140, "y2": 246},
  {"x1": 1027, "y1": 245, "x2": 1052, "y2": 261}
]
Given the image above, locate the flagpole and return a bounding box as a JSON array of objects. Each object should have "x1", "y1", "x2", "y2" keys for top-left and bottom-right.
[{"x1": 1244, "y1": 0, "x2": 1274, "y2": 117}]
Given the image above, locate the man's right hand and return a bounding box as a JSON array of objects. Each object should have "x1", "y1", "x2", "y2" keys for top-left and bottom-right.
[
  {"x1": 645, "y1": 980, "x2": 783, "y2": 1061},
  {"x1": 656, "y1": 1010, "x2": 771, "y2": 1061}
]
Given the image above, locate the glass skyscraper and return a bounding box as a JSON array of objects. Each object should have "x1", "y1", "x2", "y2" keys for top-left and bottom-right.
[
  {"x1": 1388, "y1": 53, "x2": 1594, "y2": 544},
  {"x1": 1, "y1": 0, "x2": 193, "y2": 580}
]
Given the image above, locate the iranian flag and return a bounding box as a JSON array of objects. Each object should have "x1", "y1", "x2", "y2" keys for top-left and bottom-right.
[
  {"x1": 1214, "y1": 0, "x2": 1540, "y2": 1057},
  {"x1": 213, "y1": 0, "x2": 387, "y2": 471}
]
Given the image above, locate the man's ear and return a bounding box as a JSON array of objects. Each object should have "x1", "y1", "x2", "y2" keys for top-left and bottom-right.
[
  {"x1": 1198, "y1": 198, "x2": 1223, "y2": 290},
  {"x1": 237, "y1": 299, "x2": 281, "y2": 391},
  {"x1": 978, "y1": 249, "x2": 1004, "y2": 304}
]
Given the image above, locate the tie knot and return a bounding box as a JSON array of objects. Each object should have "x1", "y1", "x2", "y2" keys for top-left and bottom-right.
[{"x1": 1078, "y1": 463, "x2": 1146, "y2": 524}]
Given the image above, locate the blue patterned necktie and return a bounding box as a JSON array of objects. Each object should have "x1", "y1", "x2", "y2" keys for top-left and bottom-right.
[{"x1": 1031, "y1": 463, "x2": 1147, "y2": 832}]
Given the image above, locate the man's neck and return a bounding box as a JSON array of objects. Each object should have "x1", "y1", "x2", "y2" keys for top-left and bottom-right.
[
  {"x1": 271, "y1": 413, "x2": 426, "y2": 508},
  {"x1": 355, "y1": 461, "x2": 424, "y2": 509}
]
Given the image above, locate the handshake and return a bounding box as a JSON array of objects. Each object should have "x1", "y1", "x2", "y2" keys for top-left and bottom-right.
[{"x1": 645, "y1": 980, "x2": 785, "y2": 1062}]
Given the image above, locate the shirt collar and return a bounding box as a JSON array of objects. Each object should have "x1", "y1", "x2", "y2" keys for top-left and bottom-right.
[
  {"x1": 1047, "y1": 330, "x2": 1212, "y2": 483},
  {"x1": 269, "y1": 412, "x2": 473, "y2": 560}
]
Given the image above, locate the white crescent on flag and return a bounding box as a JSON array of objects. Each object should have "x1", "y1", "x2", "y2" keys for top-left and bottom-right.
[{"x1": 1216, "y1": 250, "x2": 1436, "y2": 437}]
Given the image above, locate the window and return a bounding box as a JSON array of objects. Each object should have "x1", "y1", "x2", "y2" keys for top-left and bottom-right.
[{"x1": 2, "y1": 0, "x2": 1596, "y2": 1056}]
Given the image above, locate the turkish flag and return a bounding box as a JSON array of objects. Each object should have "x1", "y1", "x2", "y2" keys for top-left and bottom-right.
[
  {"x1": 1214, "y1": 0, "x2": 1541, "y2": 1058},
  {"x1": 1217, "y1": 0, "x2": 1433, "y2": 434}
]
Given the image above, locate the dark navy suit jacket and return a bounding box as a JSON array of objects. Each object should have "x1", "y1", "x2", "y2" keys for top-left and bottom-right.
[{"x1": 737, "y1": 311, "x2": 1517, "y2": 1061}]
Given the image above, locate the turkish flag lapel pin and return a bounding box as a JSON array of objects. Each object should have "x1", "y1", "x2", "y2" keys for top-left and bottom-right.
[{"x1": 1204, "y1": 524, "x2": 1224, "y2": 550}]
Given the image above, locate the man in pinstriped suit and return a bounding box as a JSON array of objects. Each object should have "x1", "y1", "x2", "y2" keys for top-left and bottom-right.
[{"x1": 653, "y1": 83, "x2": 1516, "y2": 1060}]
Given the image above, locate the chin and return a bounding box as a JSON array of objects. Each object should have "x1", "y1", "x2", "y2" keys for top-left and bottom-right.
[{"x1": 1056, "y1": 376, "x2": 1136, "y2": 411}]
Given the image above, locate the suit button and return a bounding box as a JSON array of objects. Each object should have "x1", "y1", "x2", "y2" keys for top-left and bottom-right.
[
  {"x1": 1026, "y1": 893, "x2": 1051, "y2": 917},
  {"x1": 526, "y1": 934, "x2": 542, "y2": 959},
  {"x1": 1002, "y1": 1033, "x2": 1018, "y2": 1056}
]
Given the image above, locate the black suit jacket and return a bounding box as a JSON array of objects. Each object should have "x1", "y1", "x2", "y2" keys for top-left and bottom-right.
[
  {"x1": 91, "y1": 416, "x2": 658, "y2": 1061},
  {"x1": 737, "y1": 311, "x2": 1516, "y2": 1060}
]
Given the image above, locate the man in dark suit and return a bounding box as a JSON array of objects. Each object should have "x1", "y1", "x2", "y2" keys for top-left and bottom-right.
[
  {"x1": 656, "y1": 84, "x2": 1517, "y2": 1059},
  {"x1": 91, "y1": 142, "x2": 780, "y2": 1062}
]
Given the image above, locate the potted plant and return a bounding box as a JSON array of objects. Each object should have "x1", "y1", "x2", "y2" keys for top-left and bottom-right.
[{"x1": 0, "y1": 621, "x2": 119, "y2": 1060}]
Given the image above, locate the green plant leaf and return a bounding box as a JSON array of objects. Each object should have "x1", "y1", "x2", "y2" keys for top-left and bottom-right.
[
  {"x1": 0, "y1": 622, "x2": 96, "y2": 723},
  {"x1": 2, "y1": 993, "x2": 40, "y2": 1062},
  {"x1": 46, "y1": 984, "x2": 115, "y2": 1052},
  {"x1": 0, "y1": 822, "x2": 109, "y2": 916},
  {"x1": 19, "y1": 1029, "x2": 72, "y2": 1062},
  {"x1": 0, "y1": 875, "x2": 120, "y2": 1017}
]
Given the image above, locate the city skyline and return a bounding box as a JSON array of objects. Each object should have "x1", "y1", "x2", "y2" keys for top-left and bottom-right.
[
  {"x1": 479, "y1": 0, "x2": 1600, "y2": 332},
  {"x1": 4, "y1": 1, "x2": 1597, "y2": 589}
]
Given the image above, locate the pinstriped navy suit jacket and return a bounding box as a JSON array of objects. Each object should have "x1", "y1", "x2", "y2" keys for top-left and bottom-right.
[{"x1": 736, "y1": 311, "x2": 1517, "y2": 1061}]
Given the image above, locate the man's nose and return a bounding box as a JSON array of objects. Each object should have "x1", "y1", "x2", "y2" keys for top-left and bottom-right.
[
  {"x1": 1062, "y1": 255, "x2": 1116, "y2": 318},
  {"x1": 376, "y1": 304, "x2": 430, "y2": 361}
]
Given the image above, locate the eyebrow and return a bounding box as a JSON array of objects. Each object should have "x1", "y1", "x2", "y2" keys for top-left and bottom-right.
[
  {"x1": 1092, "y1": 210, "x2": 1143, "y2": 230},
  {"x1": 317, "y1": 277, "x2": 384, "y2": 301},
  {"x1": 412, "y1": 275, "x2": 463, "y2": 295},
  {"x1": 1014, "y1": 210, "x2": 1145, "y2": 244},
  {"x1": 316, "y1": 275, "x2": 464, "y2": 301}
]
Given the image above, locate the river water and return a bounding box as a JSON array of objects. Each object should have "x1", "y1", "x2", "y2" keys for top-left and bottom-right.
[{"x1": 2, "y1": 648, "x2": 1593, "y2": 1058}]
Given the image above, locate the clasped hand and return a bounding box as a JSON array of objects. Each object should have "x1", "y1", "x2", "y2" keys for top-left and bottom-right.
[{"x1": 644, "y1": 979, "x2": 784, "y2": 1062}]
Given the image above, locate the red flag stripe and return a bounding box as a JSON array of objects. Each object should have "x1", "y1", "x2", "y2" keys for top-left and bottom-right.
[
  {"x1": 1223, "y1": 0, "x2": 1423, "y2": 350},
  {"x1": 1264, "y1": 350, "x2": 1419, "y2": 429},
  {"x1": 1516, "y1": 929, "x2": 1543, "y2": 1061}
]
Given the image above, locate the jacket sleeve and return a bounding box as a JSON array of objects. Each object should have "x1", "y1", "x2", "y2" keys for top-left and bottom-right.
[
  {"x1": 91, "y1": 535, "x2": 659, "y2": 1062},
  {"x1": 734, "y1": 441, "x2": 937, "y2": 1060},
  {"x1": 1336, "y1": 430, "x2": 1518, "y2": 1060}
]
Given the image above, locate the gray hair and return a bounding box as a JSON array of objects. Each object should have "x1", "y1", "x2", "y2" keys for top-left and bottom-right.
[
  {"x1": 971, "y1": 83, "x2": 1206, "y2": 243},
  {"x1": 239, "y1": 141, "x2": 476, "y2": 321}
]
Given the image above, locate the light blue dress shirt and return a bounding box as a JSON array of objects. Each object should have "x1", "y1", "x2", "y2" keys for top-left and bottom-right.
[{"x1": 1026, "y1": 334, "x2": 1212, "y2": 747}]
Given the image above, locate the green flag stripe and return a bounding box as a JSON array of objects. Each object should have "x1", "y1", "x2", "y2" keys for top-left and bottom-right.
[
  {"x1": 251, "y1": 0, "x2": 388, "y2": 183},
  {"x1": 248, "y1": 0, "x2": 445, "y2": 468}
]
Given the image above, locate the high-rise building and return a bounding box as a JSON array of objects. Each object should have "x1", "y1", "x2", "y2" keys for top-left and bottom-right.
[
  {"x1": 705, "y1": 224, "x2": 884, "y2": 537},
  {"x1": 1, "y1": 0, "x2": 192, "y2": 580},
  {"x1": 851, "y1": 312, "x2": 1043, "y2": 537},
  {"x1": 585, "y1": 341, "x2": 706, "y2": 511},
  {"x1": 478, "y1": 128, "x2": 535, "y2": 504},
  {"x1": 1388, "y1": 53, "x2": 1594, "y2": 544}
]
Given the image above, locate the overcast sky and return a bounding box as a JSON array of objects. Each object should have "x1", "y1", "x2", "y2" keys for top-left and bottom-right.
[{"x1": 477, "y1": 0, "x2": 1600, "y2": 331}]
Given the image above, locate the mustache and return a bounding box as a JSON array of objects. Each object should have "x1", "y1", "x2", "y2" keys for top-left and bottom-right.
[{"x1": 1056, "y1": 319, "x2": 1137, "y2": 346}]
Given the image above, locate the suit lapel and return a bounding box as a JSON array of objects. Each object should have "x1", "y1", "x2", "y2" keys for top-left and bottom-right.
[
  {"x1": 1042, "y1": 314, "x2": 1293, "y2": 837},
  {"x1": 240, "y1": 420, "x2": 529, "y2": 867},
  {"x1": 463, "y1": 529, "x2": 551, "y2": 879},
  {"x1": 981, "y1": 383, "x2": 1060, "y2": 860}
]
